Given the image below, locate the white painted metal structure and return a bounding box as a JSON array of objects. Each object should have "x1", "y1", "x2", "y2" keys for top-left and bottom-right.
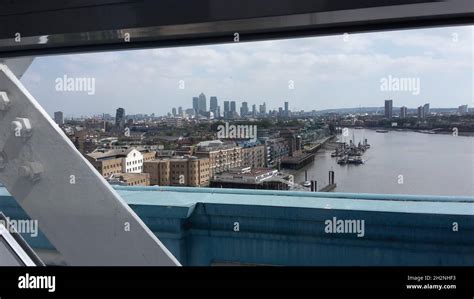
[{"x1": 0, "y1": 62, "x2": 180, "y2": 266}]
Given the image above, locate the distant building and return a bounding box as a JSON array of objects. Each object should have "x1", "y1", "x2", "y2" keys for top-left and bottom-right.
[
  {"x1": 163, "y1": 117, "x2": 184, "y2": 128},
  {"x1": 458, "y1": 105, "x2": 468, "y2": 115},
  {"x1": 252, "y1": 104, "x2": 257, "y2": 116},
  {"x1": 223, "y1": 101, "x2": 230, "y2": 119},
  {"x1": 172, "y1": 107, "x2": 177, "y2": 116},
  {"x1": 178, "y1": 106, "x2": 183, "y2": 116},
  {"x1": 198, "y1": 93, "x2": 207, "y2": 114},
  {"x1": 384, "y1": 100, "x2": 393, "y2": 119},
  {"x1": 210, "y1": 96, "x2": 218, "y2": 115},
  {"x1": 54, "y1": 111, "x2": 64, "y2": 125},
  {"x1": 240, "y1": 102, "x2": 249, "y2": 117},
  {"x1": 115, "y1": 108, "x2": 126, "y2": 128},
  {"x1": 192, "y1": 97, "x2": 199, "y2": 111},
  {"x1": 417, "y1": 106, "x2": 424, "y2": 119},
  {"x1": 185, "y1": 108, "x2": 195, "y2": 117},
  {"x1": 400, "y1": 106, "x2": 408, "y2": 118},
  {"x1": 260, "y1": 102, "x2": 266, "y2": 115},
  {"x1": 143, "y1": 156, "x2": 210, "y2": 187},
  {"x1": 284, "y1": 101, "x2": 289, "y2": 117},
  {"x1": 423, "y1": 103, "x2": 430, "y2": 117},
  {"x1": 230, "y1": 101, "x2": 237, "y2": 117}
]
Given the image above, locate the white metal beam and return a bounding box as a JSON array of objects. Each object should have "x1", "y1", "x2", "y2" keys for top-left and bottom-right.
[{"x1": 0, "y1": 64, "x2": 180, "y2": 266}]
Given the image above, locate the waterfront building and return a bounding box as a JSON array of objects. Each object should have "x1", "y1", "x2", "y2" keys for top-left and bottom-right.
[
  {"x1": 238, "y1": 140, "x2": 266, "y2": 168},
  {"x1": 423, "y1": 103, "x2": 430, "y2": 117},
  {"x1": 210, "y1": 167, "x2": 283, "y2": 189},
  {"x1": 384, "y1": 100, "x2": 393, "y2": 119},
  {"x1": 194, "y1": 140, "x2": 242, "y2": 176},
  {"x1": 400, "y1": 106, "x2": 408, "y2": 118},
  {"x1": 417, "y1": 106, "x2": 424, "y2": 118},
  {"x1": 143, "y1": 156, "x2": 210, "y2": 187},
  {"x1": 264, "y1": 138, "x2": 290, "y2": 167}
]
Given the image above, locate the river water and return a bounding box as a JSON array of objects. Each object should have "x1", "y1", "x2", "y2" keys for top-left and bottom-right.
[{"x1": 292, "y1": 129, "x2": 474, "y2": 196}]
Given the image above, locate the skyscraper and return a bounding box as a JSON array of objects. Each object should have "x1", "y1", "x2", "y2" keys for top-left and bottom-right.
[
  {"x1": 178, "y1": 106, "x2": 183, "y2": 115},
  {"x1": 252, "y1": 104, "x2": 257, "y2": 116},
  {"x1": 240, "y1": 102, "x2": 249, "y2": 117},
  {"x1": 284, "y1": 101, "x2": 289, "y2": 117},
  {"x1": 54, "y1": 111, "x2": 64, "y2": 125},
  {"x1": 230, "y1": 101, "x2": 236, "y2": 113},
  {"x1": 423, "y1": 103, "x2": 430, "y2": 117},
  {"x1": 417, "y1": 106, "x2": 424, "y2": 118},
  {"x1": 384, "y1": 100, "x2": 393, "y2": 119},
  {"x1": 115, "y1": 108, "x2": 126, "y2": 128},
  {"x1": 223, "y1": 101, "x2": 230, "y2": 119},
  {"x1": 259, "y1": 102, "x2": 266, "y2": 115},
  {"x1": 192, "y1": 97, "x2": 199, "y2": 111},
  {"x1": 172, "y1": 107, "x2": 177, "y2": 116},
  {"x1": 198, "y1": 93, "x2": 207, "y2": 113},
  {"x1": 210, "y1": 96, "x2": 218, "y2": 114},
  {"x1": 400, "y1": 106, "x2": 407, "y2": 118}
]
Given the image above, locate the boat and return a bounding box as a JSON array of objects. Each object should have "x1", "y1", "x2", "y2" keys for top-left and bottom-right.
[
  {"x1": 420, "y1": 130, "x2": 436, "y2": 134},
  {"x1": 303, "y1": 181, "x2": 311, "y2": 187},
  {"x1": 376, "y1": 130, "x2": 389, "y2": 133},
  {"x1": 337, "y1": 155, "x2": 348, "y2": 165},
  {"x1": 347, "y1": 156, "x2": 364, "y2": 164}
]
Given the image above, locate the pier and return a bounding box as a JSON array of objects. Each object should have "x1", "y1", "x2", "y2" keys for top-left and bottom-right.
[
  {"x1": 280, "y1": 151, "x2": 315, "y2": 169},
  {"x1": 303, "y1": 135, "x2": 336, "y2": 154},
  {"x1": 304, "y1": 171, "x2": 337, "y2": 192}
]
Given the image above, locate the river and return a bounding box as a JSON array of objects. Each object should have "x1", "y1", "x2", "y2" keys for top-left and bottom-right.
[{"x1": 291, "y1": 129, "x2": 474, "y2": 196}]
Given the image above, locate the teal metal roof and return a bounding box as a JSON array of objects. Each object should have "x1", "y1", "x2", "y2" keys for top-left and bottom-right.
[
  {"x1": 112, "y1": 186, "x2": 474, "y2": 216},
  {"x1": 1, "y1": 186, "x2": 473, "y2": 216}
]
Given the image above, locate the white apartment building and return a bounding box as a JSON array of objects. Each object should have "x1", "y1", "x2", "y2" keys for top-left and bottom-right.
[{"x1": 122, "y1": 149, "x2": 144, "y2": 173}]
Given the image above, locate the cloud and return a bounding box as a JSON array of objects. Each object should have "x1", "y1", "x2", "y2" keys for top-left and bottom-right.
[{"x1": 20, "y1": 25, "x2": 473, "y2": 116}]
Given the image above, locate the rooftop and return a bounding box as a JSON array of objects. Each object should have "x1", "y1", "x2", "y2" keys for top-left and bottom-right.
[{"x1": 109, "y1": 186, "x2": 474, "y2": 216}]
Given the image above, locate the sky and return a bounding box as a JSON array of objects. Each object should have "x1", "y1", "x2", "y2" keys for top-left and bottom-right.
[{"x1": 20, "y1": 25, "x2": 473, "y2": 118}]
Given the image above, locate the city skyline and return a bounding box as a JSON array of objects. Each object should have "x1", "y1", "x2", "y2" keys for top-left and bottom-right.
[{"x1": 20, "y1": 25, "x2": 473, "y2": 118}]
